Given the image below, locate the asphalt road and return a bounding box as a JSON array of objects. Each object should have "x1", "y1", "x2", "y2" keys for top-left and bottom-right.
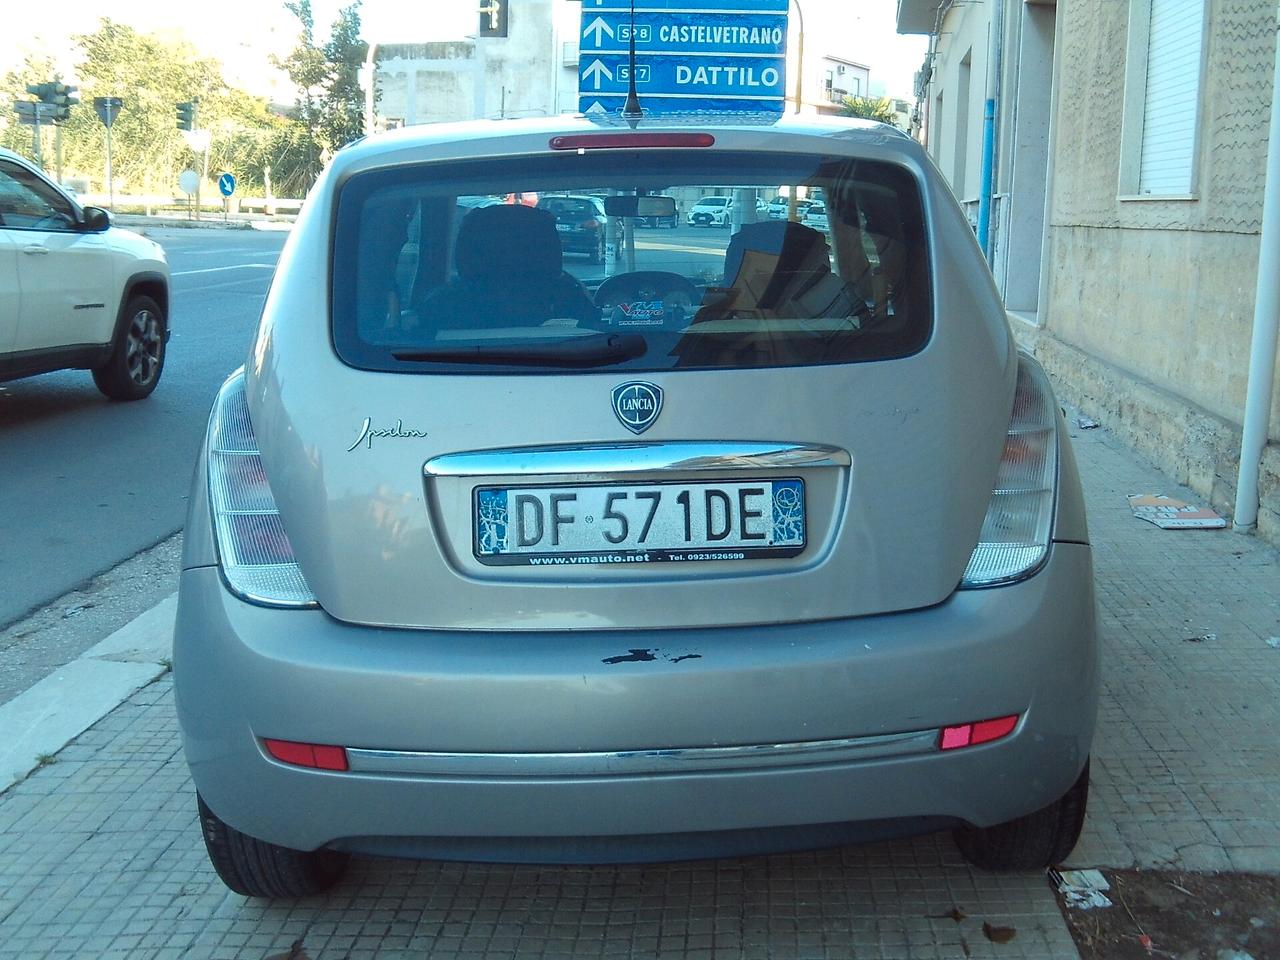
[
  {"x1": 0, "y1": 227, "x2": 287, "y2": 628},
  {"x1": 0, "y1": 221, "x2": 733, "y2": 629}
]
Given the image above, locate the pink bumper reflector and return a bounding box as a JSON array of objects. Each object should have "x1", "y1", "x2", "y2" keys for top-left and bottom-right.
[
  {"x1": 264, "y1": 738, "x2": 350, "y2": 771},
  {"x1": 939, "y1": 714, "x2": 1020, "y2": 751}
]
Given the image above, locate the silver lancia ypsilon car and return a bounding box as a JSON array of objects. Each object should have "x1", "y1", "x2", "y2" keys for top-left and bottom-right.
[{"x1": 175, "y1": 115, "x2": 1098, "y2": 897}]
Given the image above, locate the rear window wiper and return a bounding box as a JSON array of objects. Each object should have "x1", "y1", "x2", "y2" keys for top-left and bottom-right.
[{"x1": 392, "y1": 332, "x2": 646, "y2": 368}]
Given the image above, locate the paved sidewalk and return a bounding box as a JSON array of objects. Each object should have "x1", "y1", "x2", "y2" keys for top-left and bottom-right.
[{"x1": 0, "y1": 416, "x2": 1277, "y2": 959}]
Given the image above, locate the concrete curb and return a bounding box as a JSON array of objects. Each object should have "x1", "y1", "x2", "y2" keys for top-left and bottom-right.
[
  {"x1": 0, "y1": 594, "x2": 176, "y2": 793},
  {"x1": 112, "y1": 215, "x2": 295, "y2": 232}
]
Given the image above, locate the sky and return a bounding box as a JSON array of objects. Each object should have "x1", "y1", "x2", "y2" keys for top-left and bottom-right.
[{"x1": 3, "y1": 1, "x2": 927, "y2": 103}]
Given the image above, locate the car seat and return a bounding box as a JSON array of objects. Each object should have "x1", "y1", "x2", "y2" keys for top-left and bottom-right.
[
  {"x1": 695, "y1": 220, "x2": 858, "y2": 322},
  {"x1": 419, "y1": 203, "x2": 598, "y2": 333}
]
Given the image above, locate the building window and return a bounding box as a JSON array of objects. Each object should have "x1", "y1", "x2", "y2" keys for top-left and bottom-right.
[{"x1": 1119, "y1": 0, "x2": 1208, "y2": 197}]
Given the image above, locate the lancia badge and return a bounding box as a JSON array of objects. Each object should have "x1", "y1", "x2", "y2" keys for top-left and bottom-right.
[{"x1": 612, "y1": 381, "x2": 663, "y2": 435}]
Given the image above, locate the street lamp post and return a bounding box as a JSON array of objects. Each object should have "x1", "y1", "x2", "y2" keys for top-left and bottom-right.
[
  {"x1": 364, "y1": 42, "x2": 379, "y2": 136},
  {"x1": 791, "y1": 0, "x2": 805, "y2": 114},
  {"x1": 788, "y1": 0, "x2": 806, "y2": 222}
]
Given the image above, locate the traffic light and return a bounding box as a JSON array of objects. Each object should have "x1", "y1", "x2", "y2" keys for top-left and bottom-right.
[
  {"x1": 176, "y1": 101, "x2": 197, "y2": 131},
  {"x1": 478, "y1": 0, "x2": 507, "y2": 37},
  {"x1": 49, "y1": 83, "x2": 78, "y2": 121},
  {"x1": 26, "y1": 81, "x2": 57, "y2": 101}
]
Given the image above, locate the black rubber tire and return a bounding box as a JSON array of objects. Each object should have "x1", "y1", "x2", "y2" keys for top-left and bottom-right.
[
  {"x1": 197, "y1": 794, "x2": 349, "y2": 898},
  {"x1": 92, "y1": 294, "x2": 166, "y2": 401},
  {"x1": 953, "y1": 759, "x2": 1090, "y2": 871}
]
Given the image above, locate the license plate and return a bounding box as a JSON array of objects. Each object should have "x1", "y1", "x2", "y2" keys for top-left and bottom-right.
[
  {"x1": 474, "y1": 479, "x2": 805, "y2": 566},
  {"x1": 555, "y1": 223, "x2": 572, "y2": 232}
]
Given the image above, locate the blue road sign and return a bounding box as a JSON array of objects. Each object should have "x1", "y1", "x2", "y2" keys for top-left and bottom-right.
[
  {"x1": 579, "y1": 0, "x2": 788, "y2": 117},
  {"x1": 218, "y1": 172, "x2": 236, "y2": 197}
]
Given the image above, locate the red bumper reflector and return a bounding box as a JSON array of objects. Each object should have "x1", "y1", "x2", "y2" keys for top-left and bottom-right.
[
  {"x1": 939, "y1": 714, "x2": 1020, "y2": 751},
  {"x1": 264, "y1": 738, "x2": 350, "y2": 771},
  {"x1": 550, "y1": 133, "x2": 715, "y2": 150}
]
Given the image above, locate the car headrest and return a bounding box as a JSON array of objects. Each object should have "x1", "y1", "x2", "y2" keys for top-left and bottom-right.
[
  {"x1": 455, "y1": 203, "x2": 563, "y2": 284},
  {"x1": 722, "y1": 220, "x2": 829, "y2": 286}
]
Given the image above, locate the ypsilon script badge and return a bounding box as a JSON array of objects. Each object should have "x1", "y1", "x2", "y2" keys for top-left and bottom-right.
[{"x1": 612, "y1": 381, "x2": 663, "y2": 435}]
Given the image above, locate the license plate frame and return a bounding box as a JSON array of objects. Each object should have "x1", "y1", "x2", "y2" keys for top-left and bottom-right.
[{"x1": 473, "y1": 478, "x2": 806, "y2": 566}]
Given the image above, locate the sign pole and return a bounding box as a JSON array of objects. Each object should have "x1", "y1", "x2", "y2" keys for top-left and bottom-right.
[
  {"x1": 32, "y1": 114, "x2": 42, "y2": 166},
  {"x1": 105, "y1": 123, "x2": 113, "y2": 211},
  {"x1": 92, "y1": 97, "x2": 124, "y2": 212},
  {"x1": 792, "y1": 0, "x2": 804, "y2": 113}
]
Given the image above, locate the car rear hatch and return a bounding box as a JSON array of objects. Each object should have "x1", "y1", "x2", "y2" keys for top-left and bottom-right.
[{"x1": 244, "y1": 135, "x2": 1015, "y2": 631}]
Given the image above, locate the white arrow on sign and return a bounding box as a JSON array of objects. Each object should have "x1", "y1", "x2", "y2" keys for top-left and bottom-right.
[
  {"x1": 583, "y1": 16, "x2": 614, "y2": 45},
  {"x1": 582, "y1": 59, "x2": 613, "y2": 90},
  {"x1": 584, "y1": 100, "x2": 609, "y2": 115}
]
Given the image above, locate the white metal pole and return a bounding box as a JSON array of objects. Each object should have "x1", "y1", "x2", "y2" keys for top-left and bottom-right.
[
  {"x1": 105, "y1": 123, "x2": 113, "y2": 211},
  {"x1": 364, "y1": 42, "x2": 378, "y2": 136},
  {"x1": 1233, "y1": 3, "x2": 1280, "y2": 532},
  {"x1": 790, "y1": 0, "x2": 804, "y2": 114}
]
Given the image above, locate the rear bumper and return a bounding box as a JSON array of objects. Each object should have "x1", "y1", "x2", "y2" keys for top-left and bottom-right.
[{"x1": 174, "y1": 542, "x2": 1098, "y2": 856}]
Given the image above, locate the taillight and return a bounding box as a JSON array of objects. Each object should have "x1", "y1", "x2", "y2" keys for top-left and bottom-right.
[
  {"x1": 581, "y1": 219, "x2": 599, "y2": 230},
  {"x1": 206, "y1": 370, "x2": 318, "y2": 608},
  {"x1": 959, "y1": 355, "x2": 1059, "y2": 588}
]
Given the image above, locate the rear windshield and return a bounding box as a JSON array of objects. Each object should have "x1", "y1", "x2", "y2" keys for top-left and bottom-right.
[{"x1": 332, "y1": 151, "x2": 930, "y2": 373}]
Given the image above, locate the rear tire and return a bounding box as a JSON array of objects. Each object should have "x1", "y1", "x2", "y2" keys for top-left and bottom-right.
[
  {"x1": 953, "y1": 759, "x2": 1090, "y2": 871},
  {"x1": 92, "y1": 294, "x2": 166, "y2": 401},
  {"x1": 197, "y1": 794, "x2": 349, "y2": 897}
]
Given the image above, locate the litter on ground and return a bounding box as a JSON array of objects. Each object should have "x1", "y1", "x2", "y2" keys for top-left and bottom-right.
[
  {"x1": 1051, "y1": 868, "x2": 1114, "y2": 910},
  {"x1": 1127, "y1": 494, "x2": 1227, "y2": 529}
]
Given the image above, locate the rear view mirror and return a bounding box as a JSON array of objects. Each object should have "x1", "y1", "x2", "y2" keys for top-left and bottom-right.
[{"x1": 604, "y1": 195, "x2": 677, "y2": 218}]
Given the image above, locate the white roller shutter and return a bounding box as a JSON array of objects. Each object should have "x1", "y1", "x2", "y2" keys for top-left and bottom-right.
[{"x1": 1139, "y1": 0, "x2": 1205, "y2": 194}]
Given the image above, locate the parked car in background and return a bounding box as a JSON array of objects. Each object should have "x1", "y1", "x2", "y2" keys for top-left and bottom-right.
[
  {"x1": 0, "y1": 147, "x2": 169, "y2": 399},
  {"x1": 686, "y1": 194, "x2": 733, "y2": 227},
  {"x1": 803, "y1": 202, "x2": 829, "y2": 232},
  {"x1": 635, "y1": 194, "x2": 679, "y2": 228},
  {"x1": 176, "y1": 115, "x2": 1098, "y2": 899},
  {"x1": 536, "y1": 194, "x2": 607, "y2": 262},
  {"x1": 767, "y1": 195, "x2": 814, "y2": 220}
]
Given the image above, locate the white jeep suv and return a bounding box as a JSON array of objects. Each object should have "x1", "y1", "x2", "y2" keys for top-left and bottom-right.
[{"x1": 0, "y1": 147, "x2": 169, "y2": 400}]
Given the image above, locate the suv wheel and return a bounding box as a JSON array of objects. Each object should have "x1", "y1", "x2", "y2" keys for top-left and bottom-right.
[
  {"x1": 198, "y1": 794, "x2": 349, "y2": 897},
  {"x1": 93, "y1": 294, "x2": 166, "y2": 401},
  {"x1": 953, "y1": 759, "x2": 1090, "y2": 871}
]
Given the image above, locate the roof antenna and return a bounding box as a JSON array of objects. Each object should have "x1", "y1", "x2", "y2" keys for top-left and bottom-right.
[{"x1": 621, "y1": 0, "x2": 643, "y2": 125}]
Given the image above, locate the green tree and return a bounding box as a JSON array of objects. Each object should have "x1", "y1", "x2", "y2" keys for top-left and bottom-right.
[
  {"x1": 276, "y1": 0, "x2": 367, "y2": 191},
  {"x1": 0, "y1": 20, "x2": 291, "y2": 195},
  {"x1": 840, "y1": 95, "x2": 899, "y2": 126},
  {"x1": 322, "y1": 4, "x2": 368, "y2": 152}
]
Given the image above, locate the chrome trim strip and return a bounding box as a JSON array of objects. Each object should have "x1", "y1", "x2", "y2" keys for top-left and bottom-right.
[
  {"x1": 345, "y1": 729, "x2": 938, "y2": 778},
  {"x1": 425, "y1": 442, "x2": 851, "y2": 478}
]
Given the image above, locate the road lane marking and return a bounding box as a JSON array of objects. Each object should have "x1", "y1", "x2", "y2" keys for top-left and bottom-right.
[{"x1": 172, "y1": 263, "x2": 276, "y2": 276}]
